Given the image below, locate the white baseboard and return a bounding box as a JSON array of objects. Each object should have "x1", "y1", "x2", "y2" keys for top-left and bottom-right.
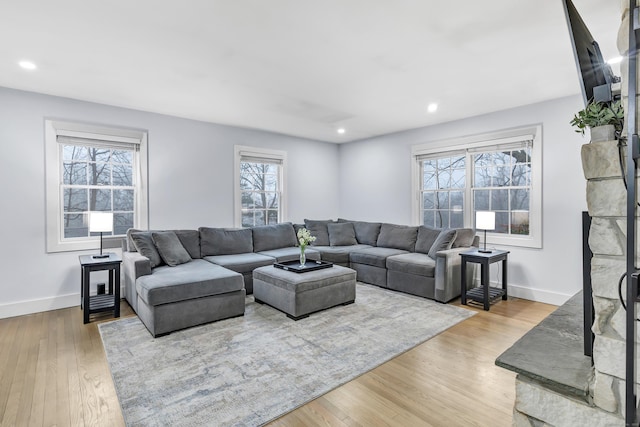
[
  {"x1": 472, "y1": 278, "x2": 571, "y2": 306},
  {"x1": 506, "y1": 283, "x2": 571, "y2": 306},
  {"x1": 0, "y1": 287, "x2": 125, "y2": 320}
]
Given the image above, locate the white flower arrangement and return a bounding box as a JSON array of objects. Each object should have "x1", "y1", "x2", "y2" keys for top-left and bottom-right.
[{"x1": 297, "y1": 227, "x2": 316, "y2": 250}]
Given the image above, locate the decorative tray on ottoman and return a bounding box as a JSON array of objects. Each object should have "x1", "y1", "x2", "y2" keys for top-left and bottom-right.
[{"x1": 273, "y1": 259, "x2": 333, "y2": 273}]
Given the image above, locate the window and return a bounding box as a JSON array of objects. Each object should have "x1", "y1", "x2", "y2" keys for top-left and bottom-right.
[
  {"x1": 420, "y1": 152, "x2": 466, "y2": 229},
  {"x1": 234, "y1": 146, "x2": 287, "y2": 227},
  {"x1": 45, "y1": 120, "x2": 148, "y2": 253},
  {"x1": 412, "y1": 126, "x2": 542, "y2": 248}
]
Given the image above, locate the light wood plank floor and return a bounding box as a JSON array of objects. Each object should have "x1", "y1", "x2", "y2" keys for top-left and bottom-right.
[{"x1": 0, "y1": 297, "x2": 556, "y2": 427}]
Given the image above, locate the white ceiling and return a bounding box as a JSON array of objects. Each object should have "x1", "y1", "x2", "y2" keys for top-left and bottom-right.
[{"x1": 0, "y1": 0, "x2": 622, "y2": 143}]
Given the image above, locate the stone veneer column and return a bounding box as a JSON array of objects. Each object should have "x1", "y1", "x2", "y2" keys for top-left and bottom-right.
[{"x1": 583, "y1": 0, "x2": 640, "y2": 418}]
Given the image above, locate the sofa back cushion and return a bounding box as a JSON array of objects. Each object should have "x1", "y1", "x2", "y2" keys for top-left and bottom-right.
[
  {"x1": 415, "y1": 226, "x2": 442, "y2": 254},
  {"x1": 252, "y1": 222, "x2": 297, "y2": 252},
  {"x1": 427, "y1": 229, "x2": 458, "y2": 259},
  {"x1": 328, "y1": 222, "x2": 358, "y2": 246},
  {"x1": 199, "y1": 227, "x2": 253, "y2": 256},
  {"x1": 174, "y1": 230, "x2": 201, "y2": 259},
  {"x1": 152, "y1": 231, "x2": 192, "y2": 267},
  {"x1": 376, "y1": 223, "x2": 418, "y2": 252},
  {"x1": 451, "y1": 228, "x2": 476, "y2": 248},
  {"x1": 337, "y1": 219, "x2": 382, "y2": 246},
  {"x1": 303, "y1": 219, "x2": 334, "y2": 246}
]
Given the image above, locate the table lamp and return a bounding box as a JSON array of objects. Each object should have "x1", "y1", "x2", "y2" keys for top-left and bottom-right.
[
  {"x1": 89, "y1": 212, "x2": 113, "y2": 258},
  {"x1": 476, "y1": 211, "x2": 495, "y2": 253}
]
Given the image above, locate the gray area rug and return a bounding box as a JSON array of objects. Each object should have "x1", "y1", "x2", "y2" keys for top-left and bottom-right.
[{"x1": 99, "y1": 283, "x2": 474, "y2": 426}]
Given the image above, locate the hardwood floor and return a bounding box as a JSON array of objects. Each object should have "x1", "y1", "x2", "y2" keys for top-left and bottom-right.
[{"x1": 0, "y1": 297, "x2": 556, "y2": 427}]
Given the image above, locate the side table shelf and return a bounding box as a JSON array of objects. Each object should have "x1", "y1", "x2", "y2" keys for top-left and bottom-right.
[{"x1": 465, "y1": 287, "x2": 506, "y2": 305}]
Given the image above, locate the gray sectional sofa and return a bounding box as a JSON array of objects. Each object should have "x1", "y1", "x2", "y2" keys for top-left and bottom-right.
[
  {"x1": 306, "y1": 219, "x2": 478, "y2": 303},
  {"x1": 122, "y1": 220, "x2": 477, "y2": 337}
]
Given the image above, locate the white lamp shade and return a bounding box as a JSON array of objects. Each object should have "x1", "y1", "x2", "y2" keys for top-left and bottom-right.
[
  {"x1": 89, "y1": 212, "x2": 113, "y2": 233},
  {"x1": 476, "y1": 211, "x2": 495, "y2": 231}
]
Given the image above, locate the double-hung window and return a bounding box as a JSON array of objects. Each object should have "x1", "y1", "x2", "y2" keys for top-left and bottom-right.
[
  {"x1": 234, "y1": 146, "x2": 287, "y2": 227},
  {"x1": 45, "y1": 120, "x2": 148, "y2": 253},
  {"x1": 412, "y1": 125, "x2": 541, "y2": 248}
]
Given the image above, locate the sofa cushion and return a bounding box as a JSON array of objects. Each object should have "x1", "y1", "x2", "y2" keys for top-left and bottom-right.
[
  {"x1": 415, "y1": 226, "x2": 441, "y2": 254},
  {"x1": 350, "y1": 247, "x2": 409, "y2": 268},
  {"x1": 304, "y1": 219, "x2": 334, "y2": 246},
  {"x1": 151, "y1": 231, "x2": 192, "y2": 267},
  {"x1": 312, "y1": 244, "x2": 372, "y2": 265},
  {"x1": 252, "y1": 223, "x2": 297, "y2": 252},
  {"x1": 130, "y1": 231, "x2": 164, "y2": 268},
  {"x1": 337, "y1": 219, "x2": 382, "y2": 246},
  {"x1": 386, "y1": 253, "x2": 436, "y2": 277},
  {"x1": 200, "y1": 227, "x2": 253, "y2": 256},
  {"x1": 354, "y1": 222, "x2": 382, "y2": 246},
  {"x1": 136, "y1": 259, "x2": 243, "y2": 306},
  {"x1": 328, "y1": 222, "x2": 358, "y2": 246},
  {"x1": 427, "y1": 229, "x2": 458, "y2": 259},
  {"x1": 376, "y1": 223, "x2": 418, "y2": 252},
  {"x1": 257, "y1": 247, "x2": 321, "y2": 263},
  {"x1": 204, "y1": 253, "x2": 275, "y2": 274},
  {"x1": 452, "y1": 228, "x2": 476, "y2": 248},
  {"x1": 174, "y1": 229, "x2": 201, "y2": 259}
]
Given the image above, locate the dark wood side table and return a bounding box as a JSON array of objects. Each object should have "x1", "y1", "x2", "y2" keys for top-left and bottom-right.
[
  {"x1": 79, "y1": 253, "x2": 122, "y2": 324},
  {"x1": 460, "y1": 248, "x2": 509, "y2": 311}
]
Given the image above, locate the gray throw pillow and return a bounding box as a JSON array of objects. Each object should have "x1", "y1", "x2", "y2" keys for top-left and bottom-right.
[
  {"x1": 353, "y1": 221, "x2": 382, "y2": 246},
  {"x1": 252, "y1": 223, "x2": 297, "y2": 252},
  {"x1": 451, "y1": 228, "x2": 476, "y2": 248},
  {"x1": 328, "y1": 222, "x2": 358, "y2": 246},
  {"x1": 376, "y1": 223, "x2": 419, "y2": 251},
  {"x1": 199, "y1": 227, "x2": 253, "y2": 256},
  {"x1": 303, "y1": 219, "x2": 334, "y2": 246},
  {"x1": 427, "y1": 229, "x2": 458, "y2": 259},
  {"x1": 152, "y1": 231, "x2": 192, "y2": 267},
  {"x1": 415, "y1": 226, "x2": 441, "y2": 254},
  {"x1": 130, "y1": 232, "x2": 164, "y2": 268}
]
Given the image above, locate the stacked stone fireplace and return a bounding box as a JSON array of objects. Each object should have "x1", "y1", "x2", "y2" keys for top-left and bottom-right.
[{"x1": 503, "y1": 2, "x2": 640, "y2": 425}]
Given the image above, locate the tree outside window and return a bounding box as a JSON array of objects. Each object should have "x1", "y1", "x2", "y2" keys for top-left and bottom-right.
[
  {"x1": 419, "y1": 143, "x2": 532, "y2": 238},
  {"x1": 421, "y1": 154, "x2": 465, "y2": 228},
  {"x1": 240, "y1": 161, "x2": 281, "y2": 227},
  {"x1": 472, "y1": 147, "x2": 531, "y2": 236},
  {"x1": 61, "y1": 144, "x2": 134, "y2": 238}
]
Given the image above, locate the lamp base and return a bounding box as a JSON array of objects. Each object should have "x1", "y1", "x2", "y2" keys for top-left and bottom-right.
[
  {"x1": 92, "y1": 253, "x2": 110, "y2": 259},
  {"x1": 478, "y1": 249, "x2": 493, "y2": 254}
]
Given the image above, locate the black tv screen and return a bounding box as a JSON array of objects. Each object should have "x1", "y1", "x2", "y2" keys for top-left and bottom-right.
[{"x1": 563, "y1": 0, "x2": 616, "y2": 105}]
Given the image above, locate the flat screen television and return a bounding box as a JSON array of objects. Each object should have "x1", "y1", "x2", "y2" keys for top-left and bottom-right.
[{"x1": 562, "y1": 0, "x2": 619, "y2": 105}]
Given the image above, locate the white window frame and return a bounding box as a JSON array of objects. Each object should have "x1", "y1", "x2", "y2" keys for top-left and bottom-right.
[
  {"x1": 411, "y1": 125, "x2": 542, "y2": 249},
  {"x1": 234, "y1": 145, "x2": 287, "y2": 228},
  {"x1": 45, "y1": 119, "x2": 149, "y2": 253}
]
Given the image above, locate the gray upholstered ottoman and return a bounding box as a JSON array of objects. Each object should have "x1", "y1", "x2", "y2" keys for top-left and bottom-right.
[{"x1": 252, "y1": 264, "x2": 357, "y2": 320}]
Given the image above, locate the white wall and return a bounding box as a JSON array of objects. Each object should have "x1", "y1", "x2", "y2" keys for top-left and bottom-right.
[
  {"x1": 0, "y1": 86, "x2": 589, "y2": 317},
  {"x1": 338, "y1": 95, "x2": 589, "y2": 305},
  {"x1": 0, "y1": 87, "x2": 340, "y2": 318}
]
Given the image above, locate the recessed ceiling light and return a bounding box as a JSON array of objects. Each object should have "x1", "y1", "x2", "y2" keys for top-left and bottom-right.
[
  {"x1": 19, "y1": 60, "x2": 37, "y2": 70},
  {"x1": 427, "y1": 103, "x2": 438, "y2": 113},
  {"x1": 337, "y1": 128, "x2": 346, "y2": 134},
  {"x1": 607, "y1": 56, "x2": 623, "y2": 65}
]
